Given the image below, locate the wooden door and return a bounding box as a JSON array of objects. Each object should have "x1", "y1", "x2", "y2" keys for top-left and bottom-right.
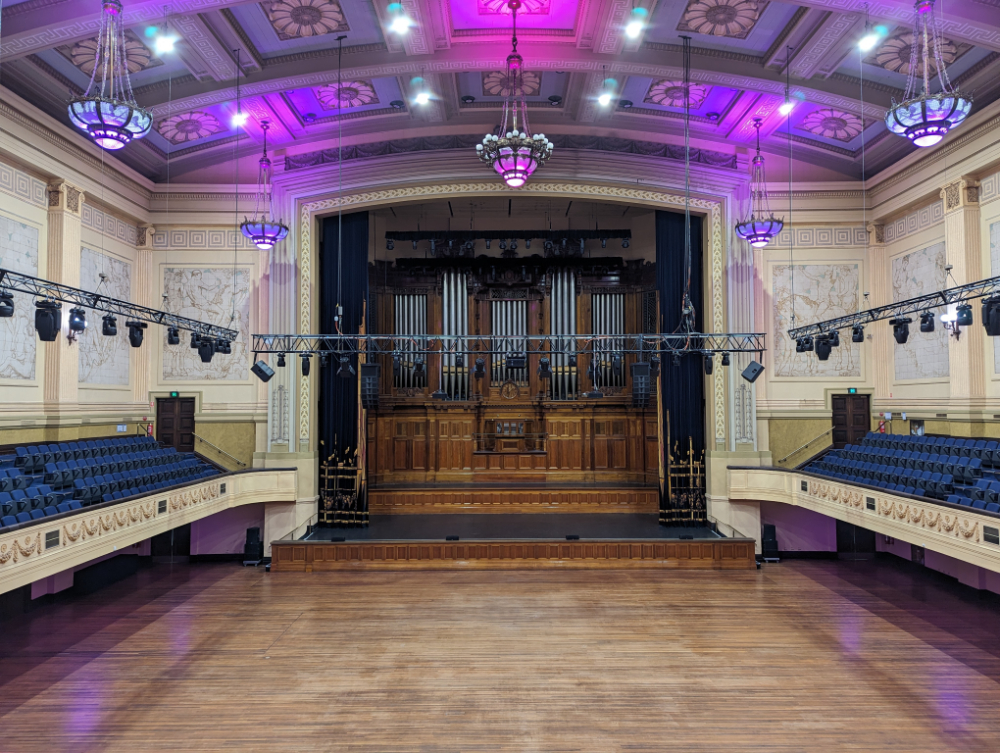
[
  {"x1": 156, "y1": 397, "x2": 195, "y2": 452},
  {"x1": 831, "y1": 393, "x2": 869, "y2": 448}
]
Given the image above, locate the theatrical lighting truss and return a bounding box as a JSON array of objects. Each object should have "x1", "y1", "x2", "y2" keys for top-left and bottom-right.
[
  {"x1": 384, "y1": 229, "x2": 631, "y2": 258},
  {"x1": 251, "y1": 332, "x2": 766, "y2": 358},
  {"x1": 786, "y1": 274, "x2": 1000, "y2": 341},
  {"x1": 0, "y1": 268, "x2": 238, "y2": 342}
]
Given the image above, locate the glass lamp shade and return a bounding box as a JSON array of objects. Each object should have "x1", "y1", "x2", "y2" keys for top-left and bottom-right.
[
  {"x1": 885, "y1": 91, "x2": 972, "y2": 148},
  {"x1": 735, "y1": 216, "x2": 784, "y2": 248},
  {"x1": 478, "y1": 134, "x2": 553, "y2": 189},
  {"x1": 240, "y1": 217, "x2": 290, "y2": 251},
  {"x1": 68, "y1": 96, "x2": 152, "y2": 150}
]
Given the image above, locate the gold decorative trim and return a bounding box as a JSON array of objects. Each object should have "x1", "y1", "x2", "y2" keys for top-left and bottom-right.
[{"x1": 297, "y1": 181, "x2": 727, "y2": 448}]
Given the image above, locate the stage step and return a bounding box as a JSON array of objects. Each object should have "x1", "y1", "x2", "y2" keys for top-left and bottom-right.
[
  {"x1": 270, "y1": 538, "x2": 755, "y2": 571},
  {"x1": 368, "y1": 486, "x2": 659, "y2": 514}
]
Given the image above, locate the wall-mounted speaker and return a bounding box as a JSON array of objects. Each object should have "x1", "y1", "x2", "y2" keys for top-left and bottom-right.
[
  {"x1": 741, "y1": 360, "x2": 764, "y2": 383},
  {"x1": 251, "y1": 360, "x2": 275, "y2": 383},
  {"x1": 360, "y1": 363, "x2": 381, "y2": 411}
]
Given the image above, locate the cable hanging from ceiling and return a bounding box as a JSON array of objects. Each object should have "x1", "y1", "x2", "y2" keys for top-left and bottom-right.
[{"x1": 68, "y1": 0, "x2": 152, "y2": 150}]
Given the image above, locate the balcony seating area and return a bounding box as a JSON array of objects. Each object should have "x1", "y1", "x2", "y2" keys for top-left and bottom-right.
[
  {"x1": 0, "y1": 436, "x2": 219, "y2": 530},
  {"x1": 803, "y1": 432, "x2": 1000, "y2": 503}
]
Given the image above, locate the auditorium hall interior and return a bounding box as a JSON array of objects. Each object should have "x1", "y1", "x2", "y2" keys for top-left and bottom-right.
[{"x1": 3, "y1": 0, "x2": 1000, "y2": 750}]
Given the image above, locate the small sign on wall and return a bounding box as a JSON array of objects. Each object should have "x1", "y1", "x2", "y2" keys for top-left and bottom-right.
[{"x1": 116, "y1": 424, "x2": 127, "y2": 433}]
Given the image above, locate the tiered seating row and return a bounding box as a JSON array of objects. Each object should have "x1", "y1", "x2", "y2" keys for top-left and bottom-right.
[{"x1": 804, "y1": 432, "x2": 1000, "y2": 501}]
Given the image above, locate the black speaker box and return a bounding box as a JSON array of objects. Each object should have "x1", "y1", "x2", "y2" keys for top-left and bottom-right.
[
  {"x1": 630, "y1": 362, "x2": 651, "y2": 408},
  {"x1": 741, "y1": 360, "x2": 764, "y2": 383},
  {"x1": 244, "y1": 527, "x2": 264, "y2": 562},
  {"x1": 361, "y1": 363, "x2": 381, "y2": 410},
  {"x1": 251, "y1": 360, "x2": 275, "y2": 383}
]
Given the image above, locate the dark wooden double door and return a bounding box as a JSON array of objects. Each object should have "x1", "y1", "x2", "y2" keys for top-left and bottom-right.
[
  {"x1": 831, "y1": 394, "x2": 870, "y2": 448},
  {"x1": 156, "y1": 397, "x2": 195, "y2": 452}
]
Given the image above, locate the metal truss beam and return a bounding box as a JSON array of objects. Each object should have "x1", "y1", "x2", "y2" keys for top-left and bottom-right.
[
  {"x1": 251, "y1": 333, "x2": 766, "y2": 356},
  {"x1": 0, "y1": 268, "x2": 240, "y2": 341},
  {"x1": 787, "y1": 275, "x2": 1000, "y2": 340},
  {"x1": 385, "y1": 229, "x2": 632, "y2": 242}
]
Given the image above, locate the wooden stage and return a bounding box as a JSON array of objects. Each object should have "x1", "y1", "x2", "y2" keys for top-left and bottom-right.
[
  {"x1": 3, "y1": 559, "x2": 1000, "y2": 752},
  {"x1": 271, "y1": 513, "x2": 755, "y2": 571}
]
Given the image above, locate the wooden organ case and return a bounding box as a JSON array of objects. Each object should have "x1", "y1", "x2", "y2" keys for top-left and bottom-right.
[{"x1": 366, "y1": 254, "x2": 662, "y2": 515}]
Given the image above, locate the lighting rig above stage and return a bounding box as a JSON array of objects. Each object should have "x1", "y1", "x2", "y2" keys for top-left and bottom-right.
[{"x1": 384, "y1": 230, "x2": 632, "y2": 257}]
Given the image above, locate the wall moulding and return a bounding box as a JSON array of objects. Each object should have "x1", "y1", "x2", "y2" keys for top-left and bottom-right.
[{"x1": 294, "y1": 180, "x2": 729, "y2": 450}]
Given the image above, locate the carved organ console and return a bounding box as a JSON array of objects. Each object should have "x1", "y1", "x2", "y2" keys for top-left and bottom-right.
[{"x1": 367, "y1": 255, "x2": 660, "y2": 492}]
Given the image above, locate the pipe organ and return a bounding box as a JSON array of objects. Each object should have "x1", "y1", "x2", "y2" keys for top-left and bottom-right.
[{"x1": 368, "y1": 255, "x2": 660, "y2": 501}]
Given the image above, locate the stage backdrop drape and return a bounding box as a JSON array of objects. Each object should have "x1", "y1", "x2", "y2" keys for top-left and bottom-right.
[
  {"x1": 655, "y1": 209, "x2": 706, "y2": 457},
  {"x1": 320, "y1": 211, "x2": 369, "y2": 461}
]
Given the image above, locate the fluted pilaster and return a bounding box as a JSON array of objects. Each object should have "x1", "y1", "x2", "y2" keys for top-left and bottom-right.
[
  {"x1": 132, "y1": 225, "x2": 154, "y2": 405},
  {"x1": 867, "y1": 223, "x2": 892, "y2": 402}
]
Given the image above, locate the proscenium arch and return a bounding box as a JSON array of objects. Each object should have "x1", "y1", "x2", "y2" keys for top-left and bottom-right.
[{"x1": 293, "y1": 181, "x2": 729, "y2": 454}]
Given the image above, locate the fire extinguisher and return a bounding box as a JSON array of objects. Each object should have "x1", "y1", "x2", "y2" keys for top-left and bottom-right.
[{"x1": 878, "y1": 420, "x2": 886, "y2": 433}]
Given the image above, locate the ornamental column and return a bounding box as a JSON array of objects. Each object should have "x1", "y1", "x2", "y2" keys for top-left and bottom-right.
[
  {"x1": 940, "y1": 176, "x2": 984, "y2": 407},
  {"x1": 867, "y1": 222, "x2": 892, "y2": 405},
  {"x1": 43, "y1": 181, "x2": 84, "y2": 416},
  {"x1": 133, "y1": 224, "x2": 154, "y2": 406}
]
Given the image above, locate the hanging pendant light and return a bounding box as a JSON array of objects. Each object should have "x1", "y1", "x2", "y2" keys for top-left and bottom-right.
[
  {"x1": 67, "y1": 0, "x2": 152, "y2": 150},
  {"x1": 240, "y1": 121, "x2": 289, "y2": 251},
  {"x1": 885, "y1": 0, "x2": 972, "y2": 148},
  {"x1": 476, "y1": 0, "x2": 553, "y2": 188},
  {"x1": 735, "y1": 118, "x2": 784, "y2": 248}
]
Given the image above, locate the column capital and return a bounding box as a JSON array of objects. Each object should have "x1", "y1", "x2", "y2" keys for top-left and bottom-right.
[
  {"x1": 46, "y1": 181, "x2": 85, "y2": 215},
  {"x1": 940, "y1": 175, "x2": 980, "y2": 212},
  {"x1": 137, "y1": 224, "x2": 155, "y2": 250},
  {"x1": 866, "y1": 222, "x2": 885, "y2": 246}
]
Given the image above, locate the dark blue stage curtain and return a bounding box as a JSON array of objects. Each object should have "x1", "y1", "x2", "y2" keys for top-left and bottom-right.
[
  {"x1": 319, "y1": 211, "x2": 369, "y2": 460},
  {"x1": 655, "y1": 209, "x2": 706, "y2": 457}
]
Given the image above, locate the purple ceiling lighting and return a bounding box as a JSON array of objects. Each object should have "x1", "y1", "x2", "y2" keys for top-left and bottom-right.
[
  {"x1": 476, "y1": 0, "x2": 553, "y2": 189},
  {"x1": 885, "y1": 0, "x2": 972, "y2": 148},
  {"x1": 67, "y1": 0, "x2": 152, "y2": 150},
  {"x1": 240, "y1": 121, "x2": 289, "y2": 251},
  {"x1": 735, "y1": 118, "x2": 783, "y2": 248}
]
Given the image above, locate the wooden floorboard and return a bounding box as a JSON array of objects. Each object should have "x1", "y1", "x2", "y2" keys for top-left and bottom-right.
[{"x1": 1, "y1": 560, "x2": 999, "y2": 752}]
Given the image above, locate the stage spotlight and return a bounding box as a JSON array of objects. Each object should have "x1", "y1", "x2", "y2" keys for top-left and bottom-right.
[
  {"x1": 543, "y1": 240, "x2": 554, "y2": 253},
  {"x1": 300, "y1": 353, "x2": 311, "y2": 376},
  {"x1": 68, "y1": 307, "x2": 87, "y2": 332},
  {"x1": 611, "y1": 353, "x2": 622, "y2": 376},
  {"x1": 386, "y1": 239, "x2": 395, "y2": 251},
  {"x1": 601, "y1": 238, "x2": 607, "y2": 249},
  {"x1": 167, "y1": 326, "x2": 180, "y2": 345},
  {"x1": 34, "y1": 300, "x2": 61, "y2": 342},
  {"x1": 795, "y1": 336, "x2": 814, "y2": 353},
  {"x1": 891, "y1": 317, "x2": 911, "y2": 344},
  {"x1": 920, "y1": 311, "x2": 935, "y2": 333},
  {"x1": 509, "y1": 239, "x2": 518, "y2": 252},
  {"x1": 983, "y1": 297, "x2": 1000, "y2": 336},
  {"x1": 622, "y1": 238, "x2": 630, "y2": 249},
  {"x1": 586, "y1": 361, "x2": 595, "y2": 382},
  {"x1": 569, "y1": 354, "x2": 578, "y2": 368},
  {"x1": 127, "y1": 321, "x2": 146, "y2": 348},
  {"x1": 815, "y1": 336, "x2": 832, "y2": 361},
  {"x1": 411, "y1": 241, "x2": 418, "y2": 251},
  {"x1": 499, "y1": 240, "x2": 507, "y2": 251},
  {"x1": 251, "y1": 360, "x2": 275, "y2": 383},
  {"x1": 472, "y1": 357, "x2": 485, "y2": 378},
  {"x1": 537, "y1": 357, "x2": 551, "y2": 379},
  {"x1": 337, "y1": 355, "x2": 355, "y2": 378},
  {"x1": 319, "y1": 354, "x2": 329, "y2": 368},
  {"x1": 190, "y1": 331, "x2": 199, "y2": 348},
  {"x1": 277, "y1": 353, "x2": 286, "y2": 368},
  {"x1": 649, "y1": 355, "x2": 660, "y2": 377},
  {"x1": 956, "y1": 303, "x2": 973, "y2": 326},
  {"x1": 721, "y1": 352, "x2": 730, "y2": 366},
  {"x1": 828, "y1": 329, "x2": 840, "y2": 347},
  {"x1": 703, "y1": 352, "x2": 714, "y2": 375},
  {"x1": 393, "y1": 355, "x2": 401, "y2": 378},
  {"x1": 852, "y1": 324, "x2": 864, "y2": 342},
  {"x1": 486, "y1": 239, "x2": 492, "y2": 249},
  {"x1": 455, "y1": 353, "x2": 464, "y2": 369},
  {"x1": 413, "y1": 358, "x2": 425, "y2": 376},
  {"x1": 579, "y1": 238, "x2": 585, "y2": 254},
  {"x1": 525, "y1": 239, "x2": 531, "y2": 249},
  {"x1": 0, "y1": 291, "x2": 13, "y2": 318},
  {"x1": 198, "y1": 339, "x2": 215, "y2": 363}
]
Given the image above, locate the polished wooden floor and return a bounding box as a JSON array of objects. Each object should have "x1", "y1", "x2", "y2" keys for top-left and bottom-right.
[{"x1": 2, "y1": 559, "x2": 1000, "y2": 752}]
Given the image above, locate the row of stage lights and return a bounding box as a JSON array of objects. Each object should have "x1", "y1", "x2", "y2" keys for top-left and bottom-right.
[
  {"x1": 385, "y1": 238, "x2": 630, "y2": 253},
  {"x1": 252, "y1": 349, "x2": 735, "y2": 382},
  {"x1": 0, "y1": 295, "x2": 232, "y2": 363},
  {"x1": 794, "y1": 299, "x2": 1000, "y2": 360}
]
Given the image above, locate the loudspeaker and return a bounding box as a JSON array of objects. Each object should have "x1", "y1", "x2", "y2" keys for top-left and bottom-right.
[
  {"x1": 251, "y1": 360, "x2": 275, "y2": 383},
  {"x1": 741, "y1": 360, "x2": 764, "y2": 383},
  {"x1": 243, "y1": 526, "x2": 263, "y2": 563},
  {"x1": 762, "y1": 523, "x2": 779, "y2": 561},
  {"x1": 630, "y1": 362, "x2": 650, "y2": 408},
  {"x1": 361, "y1": 363, "x2": 380, "y2": 410}
]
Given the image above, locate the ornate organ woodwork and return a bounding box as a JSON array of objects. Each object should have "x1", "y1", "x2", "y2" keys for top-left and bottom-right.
[{"x1": 367, "y1": 255, "x2": 660, "y2": 491}]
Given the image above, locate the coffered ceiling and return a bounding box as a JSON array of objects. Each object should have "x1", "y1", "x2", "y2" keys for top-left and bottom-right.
[{"x1": 2, "y1": 0, "x2": 998, "y2": 182}]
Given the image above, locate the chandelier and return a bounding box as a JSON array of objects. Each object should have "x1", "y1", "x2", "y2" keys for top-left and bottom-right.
[
  {"x1": 735, "y1": 118, "x2": 783, "y2": 248},
  {"x1": 67, "y1": 0, "x2": 152, "y2": 150},
  {"x1": 476, "y1": 0, "x2": 553, "y2": 188},
  {"x1": 240, "y1": 121, "x2": 289, "y2": 251},
  {"x1": 885, "y1": 0, "x2": 972, "y2": 148}
]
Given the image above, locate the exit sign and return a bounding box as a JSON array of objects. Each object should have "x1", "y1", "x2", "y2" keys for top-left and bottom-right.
[
  {"x1": 848, "y1": 388, "x2": 857, "y2": 394},
  {"x1": 170, "y1": 391, "x2": 179, "y2": 397}
]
